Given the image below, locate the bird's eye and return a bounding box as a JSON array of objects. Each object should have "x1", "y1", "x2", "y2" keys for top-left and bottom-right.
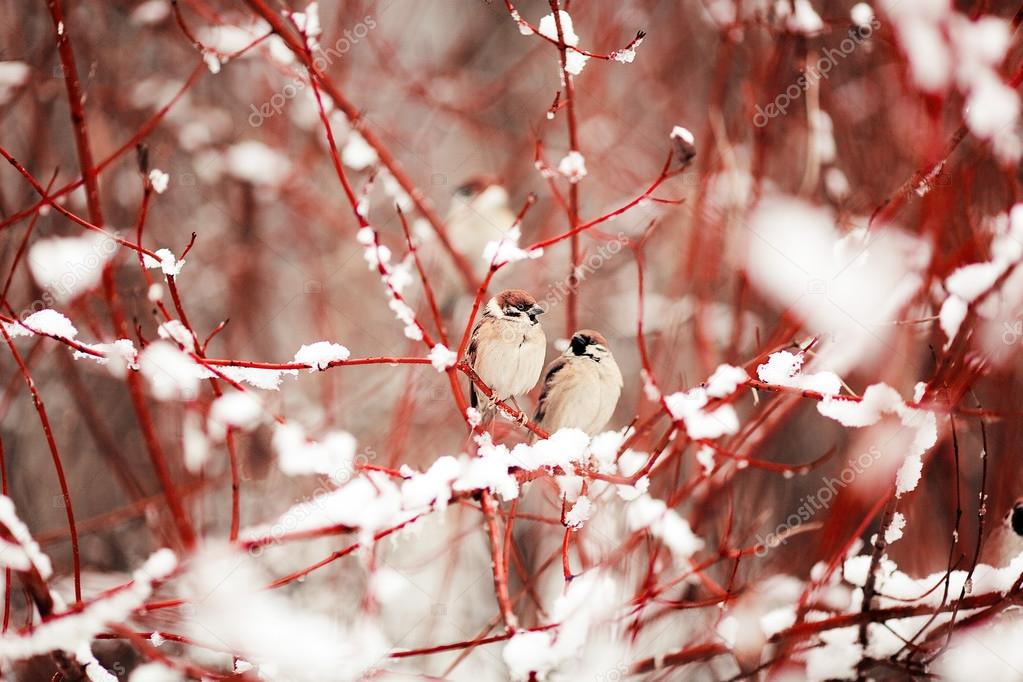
[
  {"x1": 455, "y1": 184, "x2": 474, "y2": 197},
  {"x1": 505, "y1": 308, "x2": 521, "y2": 316}
]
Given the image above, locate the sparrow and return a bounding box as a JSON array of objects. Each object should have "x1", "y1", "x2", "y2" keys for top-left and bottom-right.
[
  {"x1": 534, "y1": 329, "x2": 623, "y2": 437},
  {"x1": 467, "y1": 289, "x2": 546, "y2": 418},
  {"x1": 447, "y1": 177, "x2": 517, "y2": 272},
  {"x1": 982, "y1": 498, "x2": 1023, "y2": 566},
  {"x1": 429, "y1": 177, "x2": 518, "y2": 314}
]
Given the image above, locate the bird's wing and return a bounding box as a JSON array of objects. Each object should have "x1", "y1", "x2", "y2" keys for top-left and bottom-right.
[
  {"x1": 534, "y1": 356, "x2": 569, "y2": 424},
  {"x1": 467, "y1": 316, "x2": 486, "y2": 409}
]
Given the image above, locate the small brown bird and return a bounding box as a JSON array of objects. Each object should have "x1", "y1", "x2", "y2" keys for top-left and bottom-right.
[
  {"x1": 429, "y1": 178, "x2": 518, "y2": 315},
  {"x1": 983, "y1": 498, "x2": 1023, "y2": 566},
  {"x1": 534, "y1": 330, "x2": 623, "y2": 436},
  {"x1": 467, "y1": 289, "x2": 546, "y2": 418},
  {"x1": 447, "y1": 177, "x2": 517, "y2": 275}
]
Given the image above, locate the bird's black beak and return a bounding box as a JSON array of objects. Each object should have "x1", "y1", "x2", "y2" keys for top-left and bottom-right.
[{"x1": 528, "y1": 305, "x2": 545, "y2": 324}]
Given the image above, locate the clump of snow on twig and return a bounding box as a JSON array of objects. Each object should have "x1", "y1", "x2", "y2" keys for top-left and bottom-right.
[
  {"x1": 537, "y1": 10, "x2": 589, "y2": 75},
  {"x1": 138, "y1": 340, "x2": 202, "y2": 401},
  {"x1": 557, "y1": 150, "x2": 587, "y2": 183},
  {"x1": 481, "y1": 225, "x2": 543, "y2": 267},
  {"x1": 72, "y1": 339, "x2": 139, "y2": 378},
  {"x1": 816, "y1": 383, "x2": 937, "y2": 497},
  {"x1": 756, "y1": 350, "x2": 842, "y2": 395},
  {"x1": 272, "y1": 422, "x2": 358, "y2": 482},
  {"x1": 148, "y1": 169, "x2": 169, "y2": 193},
  {"x1": 142, "y1": 248, "x2": 185, "y2": 277},
  {"x1": 626, "y1": 494, "x2": 704, "y2": 561},
  {"x1": 664, "y1": 386, "x2": 740, "y2": 439},
  {"x1": 745, "y1": 197, "x2": 928, "y2": 373},
  {"x1": 428, "y1": 343, "x2": 457, "y2": 371},
  {"x1": 208, "y1": 390, "x2": 264, "y2": 440},
  {"x1": 293, "y1": 341, "x2": 351, "y2": 370},
  {"x1": 705, "y1": 363, "x2": 749, "y2": 397},
  {"x1": 0, "y1": 495, "x2": 52, "y2": 577},
  {"x1": 181, "y1": 545, "x2": 387, "y2": 682},
  {"x1": 0, "y1": 549, "x2": 176, "y2": 662},
  {"x1": 3, "y1": 309, "x2": 78, "y2": 340},
  {"x1": 503, "y1": 572, "x2": 623, "y2": 680}
]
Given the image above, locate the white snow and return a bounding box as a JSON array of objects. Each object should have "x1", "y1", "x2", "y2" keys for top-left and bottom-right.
[
  {"x1": 28, "y1": 233, "x2": 117, "y2": 304},
  {"x1": 293, "y1": 341, "x2": 351, "y2": 370},
  {"x1": 453, "y1": 451, "x2": 520, "y2": 501},
  {"x1": 946, "y1": 261, "x2": 1003, "y2": 302},
  {"x1": 696, "y1": 445, "x2": 716, "y2": 475},
  {"x1": 129, "y1": 1, "x2": 170, "y2": 26},
  {"x1": 481, "y1": 225, "x2": 544, "y2": 267},
  {"x1": 341, "y1": 132, "x2": 378, "y2": 171},
  {"x1": 428, "y1": 343, "x2": 457, "y2": 372},
  {"x1": 208, "y1": 390, "x2": 264, "y2": 439},
  {"x1": 816, "y1": 382, "x2": 937, "y2": 497},
  {"x1": 182, "y1": 411, "x2": 210, "y2": 474},
  {"x1": 217, "y1": 366, "x2": 297, "y2": 391},
  {"x1": 851, "y1": 2, "x2": 874, "y2": 26},
  {"x1": 225, "y1": 140, "x2": 292, "y2": 186},
  {"x1": 746, "y1": 197, "x2": 928, "y2": 372},
  {"x1": 783, "y1": 0, "x2": 824, "y2": 35},
  {"x1": 671, "y1": 125, "x2": 695, "y2": 144},
  {"x1": 664, "y1": 388, "x2": 740, "y2": 439},
  {"x1": 502, "y1": 572, "x2": 620, "y2": 680},
  {"x1": 965, "y1": 72, "x2": 1020, "y2": 139},
  {"x1": 564, "y1": 496, "x2": 592, "y2": 529},
  {"x1": 935, "y1": 617, "x2": 1023, "y2": 682},
  {"x1": 364, "y1": 242, "x2": 391, "y2": 271},
  {"x1": 939, "y1": 294, "x2": 969, "y2": 342},
  {"x1": 289, "y1": 2, "x2": 321, "y2": 43},
  {"x1": 626, "y1": 494, "x2": 704, "y2": 560},
  {"x1": 128, "y1": 663, "x2": 180, "y2": 682},
  {"x1": 705, "y1": 363, "x2": 749, "y2": 398},
  {"x1": 142, "y1": 248, "x2": 185, "y2": 277},
  {"x1": 72, "y1": 339, "x2": 139, "y2": 378},
  {"x1": 885, "y1": 511, "x2": 906, "y2": 543},
  {"x1": 5, "y1": 309, "x2": 78, "y2": 340},
  {"x1": 181, "y1": 545, "x2": 387, "y2": 682},
  {"x1": 157, "y1": 319, "x2": 195, "y2": 351},
  {"x1": 0, "y1": 549, "x2": 175, "y2": 662},
  {"x1": 138, "y1": 341, "x2": 202, "y2": 401},
  {"x1": 273, "y1": 422, "x2": 357, "y2": 482},
  {"x1": 504, "y1": 630, "x2": 560, "y2": 681},
  {"x1": 557, "y1": 150, "x2": 587, "y2": 183},
  {"x1": 0, "y1": 61, "x2": 29, "y2": 105},
  {"x1": 537, "y1": 11, "x2": 589, "y2": 75},
  {"x1": 243, "y1": 471, "x2": 411, "y2": 546},
  {"x1": 641, "y1": 368, "x2": 661, "y2": 401},
  {"x1": 588, "y1": 429, "x2": 625, "y2": 472},
  {"x1": 148, "y1": 169, "x2": 169, "y2": 194},
  {"x1": 610, "y1": 35, "x2": 643, "y2": 63},
  {"x1": 0, "y1": 496, "x2": 52, "y2": 578}
]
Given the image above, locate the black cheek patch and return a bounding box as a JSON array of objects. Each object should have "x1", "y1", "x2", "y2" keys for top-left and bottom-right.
[
  {"x1": 1012, "y1": 506, "x2": 1023, "y2": 537},
  {"x1": 570, "y1": 335, "x2": 589, "y2": 356}
]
